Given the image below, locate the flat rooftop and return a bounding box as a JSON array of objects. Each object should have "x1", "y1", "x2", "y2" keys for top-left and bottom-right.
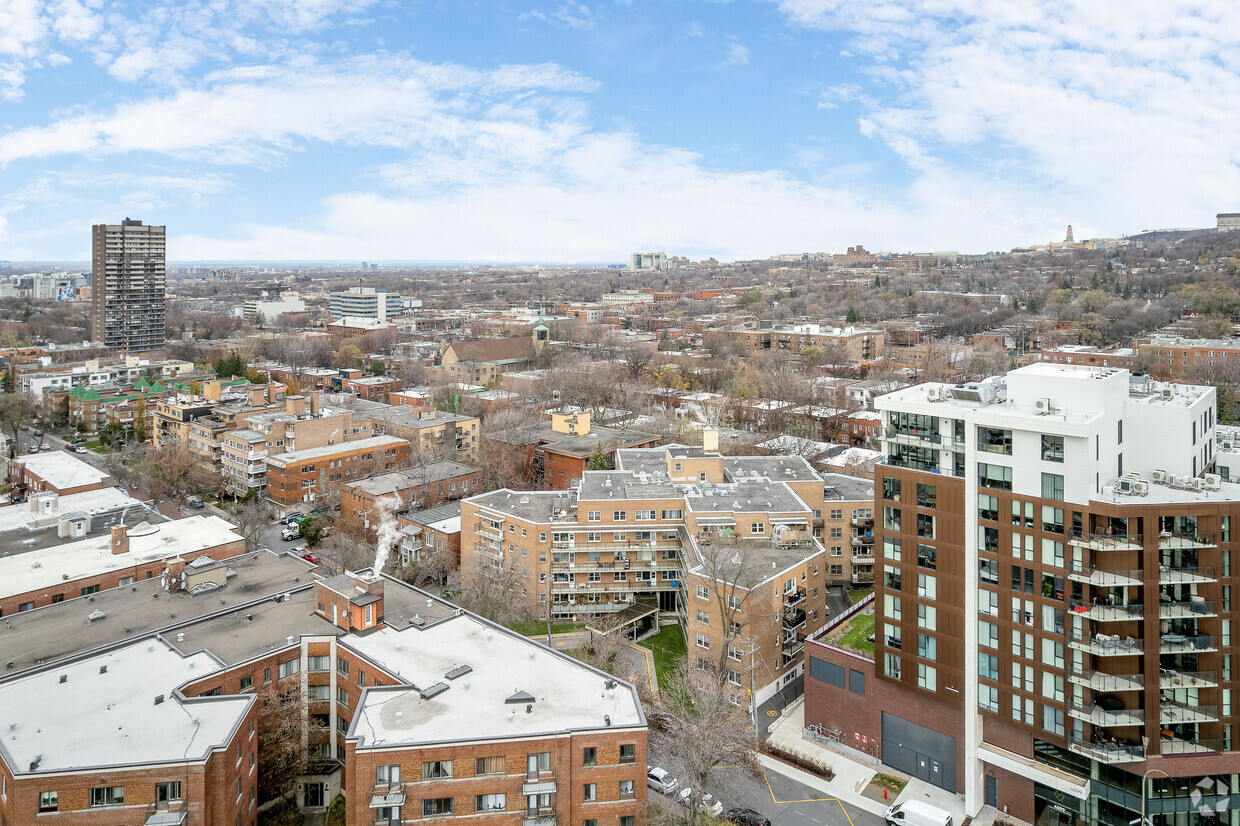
[
  {"x1": 0, "y1": 515, "x2": 243, "y2": 600},
  {"x1": 823, "y1": 473, "x2": 876, "y2": 502},
  {"x1": 468, "y1": 489, "x2": 577, "y2": 523},
  {"x1": 0, "y1": 638, "x2": 251, "y2": 775},
  {"x1": 265, "y1": 434, "x2": 407, "y2": 466},
  {"x1": 343, "y1": 462, "x2": 478, "y2": 497},
  {"x1": 12, "y1": 451, "x2": 112, "y2": 490},
  {"x1": 0, "y1": 550, "x2": 318, "y2": 675},
  {"x1": 347, "y1": 612, "x2": 643, "y2": 747}
]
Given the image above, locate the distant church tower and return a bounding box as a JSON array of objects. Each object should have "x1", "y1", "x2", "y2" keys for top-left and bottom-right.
[
  {"x1": 532, "y1": 300, "x2": 549, "y2": 350},
  {"x1": 1065, "y1": 225, "x2": 1074, "y2": 243}
]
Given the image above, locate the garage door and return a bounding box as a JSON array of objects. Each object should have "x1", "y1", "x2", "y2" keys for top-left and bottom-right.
[{"x1": 880, "y1": 711, "x2": 956, "y2": 793}]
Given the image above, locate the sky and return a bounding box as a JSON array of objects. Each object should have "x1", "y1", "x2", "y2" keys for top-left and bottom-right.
[{"x1": 1, "y1": 0, "x2": 1238, "y2": 263}]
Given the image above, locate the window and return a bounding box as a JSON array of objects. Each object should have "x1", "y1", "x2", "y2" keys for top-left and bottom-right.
[
  {"x1": 750, "y1": 522, "x2": 765, "y2": 535},
  {"x1": 619, "y1": 744, "x2": 635, "y2": 764},
  {"x1": 612, "y1": 510, "x2": 626, "y2": 521},
  {"x1": 307, "y1": 655, "x2": 329, "y2": 671},
  {"x1": 476, "y1": 756, "x2": 506, "y2": 775},
  {"x1": 1040, "y1": 434, "x2": 1064, "y2": 462},
  {"x1": 696, "y1": 609, "x2": 709, "y2": 623},
  {"x1": 882, "y1": 477, "x2": 901, "y2": 501},
  {"x1": 978, "y1": 684, "x2": 998, "y2": 713},
  {"x1": 377, "y1": 764, "x2": 401, "y2": 784},
  {"x1": 916, "y1": 513, "x2": 936, "y2": 539},
  {"x1": 696, "y1": 585, "x2": 709, "y2": 600},
  {"x1": 977, "y1": 463, "x2": 1012, "y2": 491},
  {"x1": 620, "y1": 780, "x2": 636, "y2": 799},
  {"x1": 883, "y1": 506, "x2": 901, "y2": 531},
  {"x1": 917, "y1": 634, "x2": 936, "y2": 661},
  {"x1": 308, "y1": 684, "x2": 329, "y2": 700},
  {"x1": 918, "y1": 664, "x2": 936, "y2": 691},
  {"x1": 622, "y1": 817, "x2": 636, "y2": 826},
  {"x1": 423, "y1": 798, "x2": 453, "y2": 817},
  {"x1": 635, "y1": 509, "x2": 656, "y2": 521},
  {"x1": 979, "y1": 652, "x2": 998, "y2": 681},
  {"x1": 39, "y1": 791, "x2": 57, "y2": 813},
  {"x1": 978, "y1": 494, "x2": 998, "y2": 521},
  {"x1": 917, "y1": 604, "x2": 937, "y2": 630},
  {"x1": 883, "y1": 653, "x2": 901, "y2": 679},
  {"x1": 156, "y1": 782, "x2": 181, "y2": 803},
  {"x1": 337, "y1": 687, "x2": 349, "y2": 707},
  {"x1": 337, "y1": 657, "x2": 349, "y2": 675},
  {"x1": 278, "y1": 658, "x2": 299, "y2": 679},
  {"x1": 728, "y1": 645, "x2": 744, "y2": 661},
  {"x1": 883, "y1": 536, "x2": 901, "y2": 560},
  {"x1": 239, "y1": 675, "x2": 253, "y2": 691},
  {"x1": 728, "y1": 595, "x2": 743, "y2": 611},
  {"x1": 917, "y1": 544, "x2": 936, "y2": 569},
  {"x1": 1040, "y1": 473, "x2": 1064, "y2": 501},
  {"x1": 978, "y1": 427, "x2": 1013, "y2": 455},
  {"x1": 358, "y1": 669, "x2": 365, "y2": 686},
  {"x1": 90, "y1": 786, "x2": 125, "y2": 807},
  {"x1": 917, "y1": 572, "x2": 936, "y2": 600},
  {"x1": 476, "y1": 794, "x2": 506, "y2": 812},
  {"x1": 264, "y1": 667, "x2": 271, "y2": 683},
  {"x1": 583, "y1": 747, "x2": 597, "y2": 766},
  {"x1": 661, "y1": 509, "x2": 683, "y2": 520},
  {"x1": 916, "y1": 483, "x2": 936, "y2": 508},
  {"x1": 423, "y1": 760, "x2": 453, "y2": 780},
  {"x1": 583, "y1": 783, "x2": 597, "y2": 802},
  {"x1": 696, "y1": 633, "x2": 710, "y2": 649},
  {"x1": 1041, "y1": 506, "x2": 1064, "y2": 533}
]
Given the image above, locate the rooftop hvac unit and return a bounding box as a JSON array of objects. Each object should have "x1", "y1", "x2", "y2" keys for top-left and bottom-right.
[
  {"x1": 1151, "y1": 469, "x2": 1167, "y2": 483},
  {"x1": 1118, "y1": 480, "x2": 1132, "y2": 493},
  {"x1": 926, "y1": 387, "x2": 941, "y2": 401},
  {"x1": 1223, "y1": 442, "x2": 1234, "y2": 451},
  {"x1": 1035, "y1": 398, "x2": 1052, "y2": 413},
  {"x1": 1203, "y1": 474, "x2": 1221, "y2": 491},
  {"x1": 1132, "y1": 481, "x2": 1149, "y2": 495},
  {"x1": 1161, "y1": 387, "x2": 1173, "y2": 398}
]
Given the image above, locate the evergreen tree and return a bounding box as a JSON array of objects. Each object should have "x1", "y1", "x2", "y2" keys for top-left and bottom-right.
[
  {"x1": 586, "y1": 442, "x2": 612, "y2": 471},
  {"x1": 845, "y1": 307, "x2": 861, "y2": 323}
]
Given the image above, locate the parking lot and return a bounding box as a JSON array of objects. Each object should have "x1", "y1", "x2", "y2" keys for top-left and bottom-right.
[{"x1": 647, "y1": 747, "x2": 885, "y2": 826}]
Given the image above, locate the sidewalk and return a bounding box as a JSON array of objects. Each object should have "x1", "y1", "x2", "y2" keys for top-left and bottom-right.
[{"x1": 764, "y1": 699, "x2": 970, "y2": 825}]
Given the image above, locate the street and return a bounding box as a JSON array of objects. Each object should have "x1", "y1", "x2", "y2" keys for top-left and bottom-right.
[{"x1": 648, "y1": 746, "x2": 886, "y2": 826}]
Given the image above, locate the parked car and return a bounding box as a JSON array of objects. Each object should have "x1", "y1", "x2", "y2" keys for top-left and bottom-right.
[
  {"x1": 281, "y1": 525, "x2": 301, "y2": 541},
  {"x1": 187, "y1": 496, "x2": 205, "y2": 509},
  {"x1": 279, "y1": 513, "x2": 305, "y2": 526},
  {"x1": 646, "y1": 766, "x2": 679, "y2": 795},
  {"x1": 39, "y1": 443, "x2": 50, "y2": 450},
  {"x1": 300, "y1": 552, "x2": 321, "y2": 564},
  {"x1": 725, "y1": 808, "x2": 772, "y2": 826},
  {"x1": 27, "y1": 445, "x2": 39, "y2": 453},
  {"x1": 290, "y1": 546, "x2": 308, "y2": 557},
  {"x1": 74, "y1": 445, "x2": 88, "y2": 453},
  {"x1": 677, "y1": 788, "x2": 723, "y2": 817}
]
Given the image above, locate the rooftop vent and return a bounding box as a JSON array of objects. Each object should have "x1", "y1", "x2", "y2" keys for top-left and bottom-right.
[
  {"x1": 87, "y1": 610, "x2": 106, "y2": 623},
  {"x1": 420, "y1": 682, "x2": 449, "y2": 700},
  {"x1": 506, "y1": 689, "x2": 536, "y2": 704},
  {"x1": 154, "y1": 695, "x2": 164, "y2": 705},
  {"x1": 409, "y1": 615, "x2": 425, "y2": 627},
  {"x1": 445, "y1": 664, "x2": 473, "y2": 680},
  {"x1": 99, "y1": 665, "x2": 107, "y2": 674},
  {"x1": 58, "y1": 675, "x2": 67, "y2": 684}
]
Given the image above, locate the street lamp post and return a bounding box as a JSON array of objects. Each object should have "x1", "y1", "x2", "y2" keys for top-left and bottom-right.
[{"x1": 1140, "y1": 768, "x2": 1172, "y2": 826}]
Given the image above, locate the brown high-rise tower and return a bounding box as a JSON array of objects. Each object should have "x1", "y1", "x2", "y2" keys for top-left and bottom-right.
[{"x1": 91, "y1": 218, "x2": 166, "y2": 352}]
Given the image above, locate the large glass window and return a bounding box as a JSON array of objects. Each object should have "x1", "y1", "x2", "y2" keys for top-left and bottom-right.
[
  {"x1": 917, "y1": 543, "x2": 936, "y2": 569},
  {"x1": 889, "y1": 412, "x2": 939, "y2": 438},
  {"x1": 1041, "y1": 506, "x2": 1064, "y2": 533},
  {"x1": 423, "y1": 798, "x2": 454, "y2": 817},
  {"x1": 882, "y1": 477, "x2": 902, "y2": 501},
  {"x1": 916, "y1": 483, "x2": 936, "y2": 508},
  {"x1": 916, "y1": 513, "x2": 936, "y2": 539},
  {"x1": 888, "y1": 444, "x2": 938, "y2": 471},
  {"x1": 978, "y1": 463, "x2": 1013, "y2": 491},
  {"x1": 978, "y1": 427, "x2": 1013, "y2": 455},
  {"x1": 979, "y1": 652, "x2": 998, "y2": 680},
  {"x1": 978, "y1": 494, "x2": 998, "y2": 521},
  {"x1": 1040, "y1": 435, "x2": 1064, "y2": 462},
  {"x1": 883, "y1": 507, "x2": 901, "y2": 531},
  {"x1": 1040, "y1": 473, "x2": 1064, "y2": 501}
]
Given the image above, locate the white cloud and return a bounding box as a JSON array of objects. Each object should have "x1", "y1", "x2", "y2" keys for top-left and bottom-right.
[
  {"x1": 772, "y1": 0, "x2": 1240, "y2": 231},
  {"x1": 522, "y1": 3, "x2": 597, "y2": 30},
  {"x1": 0, "y1": 56, "x2": 599, "y2": 166},
  {"x1": 723, "y1": 38, "x2": 751, "y2": 66}
]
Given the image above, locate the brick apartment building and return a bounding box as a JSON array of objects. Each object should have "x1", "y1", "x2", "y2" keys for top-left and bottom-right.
[
  {"x1": 338, "y1": 461, "x2": 481, "y2": 541},
  {"x1": 488, "y1": 410, "x2": 659, "y2": 491},
  {"x1": 265, "y1": 435, "x2": 411, "y2": 508},
  {"x1": 9, "y1": 451, "x2": 113, "y2": 497},
  {"x1": 804, "y1": 364, "x2": 1237, "y2": 824},
  {"x1": 0, "y1": 554, "x2": 648, "y2": 826}
]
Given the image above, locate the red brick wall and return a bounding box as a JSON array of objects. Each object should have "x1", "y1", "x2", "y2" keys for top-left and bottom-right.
[{"x1": 803, "y1": 639, "x2": 881, "y2": 749}]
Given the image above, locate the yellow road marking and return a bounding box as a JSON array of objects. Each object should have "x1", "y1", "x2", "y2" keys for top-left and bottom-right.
[{"x1": 762, "y1": 770, "x2": 857, "y2": 826}]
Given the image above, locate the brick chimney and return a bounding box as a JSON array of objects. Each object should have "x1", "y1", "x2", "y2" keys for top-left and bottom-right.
[
  {"x1": 309, "y1": 392, "x2": 320, "y2": 416},
  {"x1": 110, "y1": 525, "x2": 129, "y2": 555},
  {"x1": 286, "y1": 395, "x2": 307, "y2": 416}
]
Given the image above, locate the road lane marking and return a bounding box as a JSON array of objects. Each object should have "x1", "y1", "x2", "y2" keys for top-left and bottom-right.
[{"x1": 762, "y1": 770, "x2": 856, "y2": 826}]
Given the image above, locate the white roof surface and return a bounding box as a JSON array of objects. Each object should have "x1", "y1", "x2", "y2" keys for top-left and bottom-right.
[
  {"x1": 346, "y1": 614, "x2": 643, "y2": 747},
  {"x1": 265, "y1": 435, "x2": 407, "y2": 466},
  {"x1": 0, "y1": 488, "x2": 146, "y2": 533},
  {"x1": 0, "y1": 515, "x2": 243, "y2": 599},
  {"x1": 15, "y1": 452, "x2": 111, "y2": 490},
  {"x1": 0, "y1": 638, "x2": 250, "y2": 774}
]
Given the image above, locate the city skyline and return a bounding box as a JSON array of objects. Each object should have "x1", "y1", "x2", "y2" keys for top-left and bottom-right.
[{"x1": 1, "y1": 1, "x2": 1238, "y2": 261}]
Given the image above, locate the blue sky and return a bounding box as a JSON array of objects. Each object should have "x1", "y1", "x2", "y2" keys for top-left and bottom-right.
[{"x1": 1, "y1": 0, "x2": 1238, "y2": 262}]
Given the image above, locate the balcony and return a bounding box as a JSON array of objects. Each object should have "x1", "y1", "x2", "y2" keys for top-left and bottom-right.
[
  {"x1": 522, "y1": 773, "x2": 556, "y2": 796},
  {"x1": 852, "y1": 552, "x2": 875, "y2": 565},
  {"x1": 852, "y1": 572, "x2": 875, "y2": 584},
  {"x1": 1157, "y1": 563, "x2": 1216, "y2": 585},
  {"x1": 885, "y1": 427, "x2": 942, "y2": 447},
  {"x1": 851, "y1": 533, "x2": 875, "y2": 547},
  {"x1": 1067, "y1": 701, "x2": 1144, "y2": 728},
  {"x1": 474, "y1": 542, "x2": 502, "y2": 561},
  {"x1": 1067, "y1": 565, "x2": 1141, "y2": 588},
  {"x1": 1067, "y1": 597, "x2": 1143, "y2": 622},
  {"x1": 524, "y1": 809, "x2": 557, "y2": 826},
  {"x1": 1067, "y1": 630, "x2": 1142, "y2": 656},
  {"x1": 1068, "y1": 530, "x2": 1143, "y2": 551},
  {"x1": 1068, "y1": 735, "x2": 1145, "y2": 764},
  {"x1": 851, "y1": 516, "x2": 874, "y2": 528},
  {"x1": 1158, "y1": 532, "x2": 1216, "y2": 550},
  {"x1": 144, "y1": 802, "x2": 187, "y2": 826},
  {"x1": 782, "y1": 638, "x2": 805, "y2": 658},
  {"x1": 783, "y1": 591, "x2": 806, "y2": 610},
  {"x1": 1158, "y1": 669, "x2": 1217, "y2": 689},
  {"x1": 1158, "y1": 737, "x2": 1220, "y2": 756},
  {"x1": 1158, "y1": 597, "x2": 1217, "y2": 620},
  {"x1": 1067, "y1": 668, "x2": 1143, "y2": 692},
  {"x1": 475, "y1": 524, "x2": 504, "y2": 542},
  {"x1": 1159, "y1": 699, "x2": 1218, "y2": 725},
  {"x1": 1158, "y1": 633, "x2": 1216, "y2": 654}
]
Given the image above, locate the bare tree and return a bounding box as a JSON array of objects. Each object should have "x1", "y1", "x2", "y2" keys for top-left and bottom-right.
[
  {"x1": 0, "y1": 391, "x2": 38, "y2": 451},
  {"x1": 621, "y1": 345, "x2": 653, "y2": 379},
  {"x1": 691, "y1": 535, "x2": 771, "y2": 676},
  {"x1": 230, "y1": 496, "x2": 274, "y2": 552},
  {"x1": 651, "y1": 661, "x2": 762, "y2": 824},
  {"x1": 454, "y1": 553, "x2": 540, "y2": 627},
  {"x1": 256, "y1": 682, "x2": 308, "y2": 805}
]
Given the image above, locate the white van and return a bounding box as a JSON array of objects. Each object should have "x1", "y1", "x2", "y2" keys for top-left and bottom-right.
[{"x1": 884, "y1": 800, "x2": 953, "y2": 826}]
